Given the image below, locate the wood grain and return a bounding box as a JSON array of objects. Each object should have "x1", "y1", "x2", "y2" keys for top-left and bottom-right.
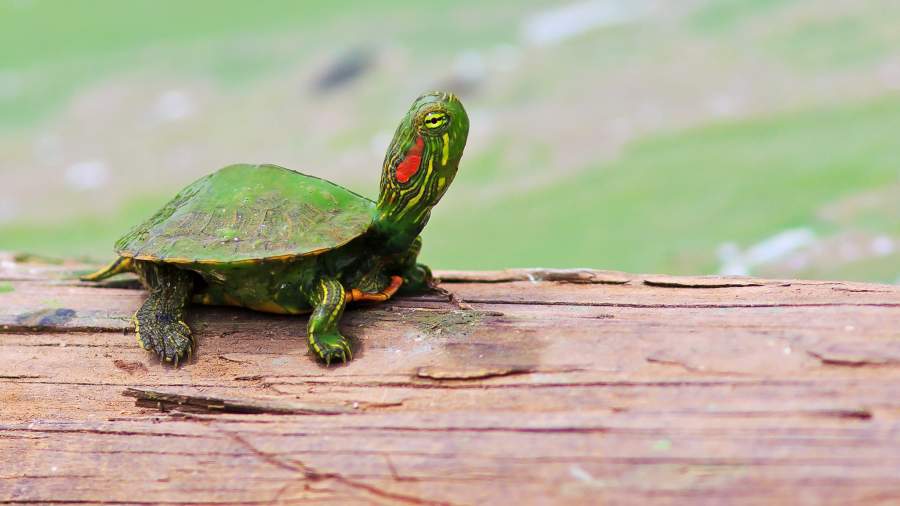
[{"x1": 1, "y1": 252, "x2": 899, "y2": 505}]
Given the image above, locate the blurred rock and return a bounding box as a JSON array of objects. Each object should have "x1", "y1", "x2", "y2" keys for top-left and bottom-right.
[{"x1": 311, "y1": 48, "x2": 376, "y2": 94}]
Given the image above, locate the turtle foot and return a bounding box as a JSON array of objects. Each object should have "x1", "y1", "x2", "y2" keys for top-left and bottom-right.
[
  {"x1": 399, "y1": 263, "x2": 433, "y2": 294},
  {"x1": 133, "y1": 311, "x2": 193, "y2": 366},
  {"x1": 309, "y1": 332, "x2": 352, "y2": 366}
]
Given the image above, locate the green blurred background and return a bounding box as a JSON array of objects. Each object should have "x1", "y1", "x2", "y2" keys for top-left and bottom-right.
[{"x1": 1, "y1": 0, "x2": 898, "y2": 282}]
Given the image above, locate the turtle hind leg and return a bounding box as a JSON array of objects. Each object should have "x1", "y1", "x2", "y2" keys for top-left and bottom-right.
[
  {"x1": 80, "y1": 257, "x2": 134, "y2": 282},
  {"x1": 133, "y1": 262, "x2": 195, "y2": 365},
  {"x1": 305, "y1": 277, "x2": 352, "y2": 365}
]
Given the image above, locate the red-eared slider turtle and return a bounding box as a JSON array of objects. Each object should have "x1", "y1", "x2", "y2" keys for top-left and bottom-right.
[{"x1": 82, "y1": 91, "x2": 469, "y2": 365}]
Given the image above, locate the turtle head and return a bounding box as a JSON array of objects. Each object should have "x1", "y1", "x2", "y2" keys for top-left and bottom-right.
[{"x1": 375, "y1": 91, "x2": 469, "y2": 245}]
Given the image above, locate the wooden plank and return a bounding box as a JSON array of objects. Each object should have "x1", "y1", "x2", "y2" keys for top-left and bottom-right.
[{"x1": 1, "y1": 254, "x2": 899, "y2": 505}]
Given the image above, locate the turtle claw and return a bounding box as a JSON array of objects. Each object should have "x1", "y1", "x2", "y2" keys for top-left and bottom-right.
[
  {"x1": 134, "y1": 314, "x2": 193, "y2": 367},
  {"x1": 311, "y1": 333, "x2": 352, "y2": 366}
]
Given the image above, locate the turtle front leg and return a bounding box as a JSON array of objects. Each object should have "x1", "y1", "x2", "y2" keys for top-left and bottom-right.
[
  {"x1": 399, "y1": 263, "x2": 433, "y2": 293},
  {"x1": 305, "y1": 277, "x2": 352, "y2": 365},
  {"x1": 396, "y1": 236, "x2": 433, "y2": 294},
  {"x1": 132, "y1": 262, "x2": 194, "y2": 365}
]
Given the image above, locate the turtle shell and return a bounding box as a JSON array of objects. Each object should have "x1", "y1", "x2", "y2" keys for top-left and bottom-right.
[{"x1": 116, "y1": 164, "x2": 376, "y2": 264}]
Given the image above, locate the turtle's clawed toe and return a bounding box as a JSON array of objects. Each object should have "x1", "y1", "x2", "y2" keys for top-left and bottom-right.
[
  {"x1": 310, "y1": 333, "x2": 352, "y2": 366},
  {"x1": 134, "y1": 313, "x2": 193, "y2": 366}
]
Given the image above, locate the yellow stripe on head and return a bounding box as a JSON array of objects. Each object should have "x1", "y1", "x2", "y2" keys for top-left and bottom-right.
[{"x1": 441, "y1": 133, "x2": 450, "y2": 165}]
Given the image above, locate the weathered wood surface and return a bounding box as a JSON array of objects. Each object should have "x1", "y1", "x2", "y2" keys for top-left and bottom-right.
[{"x1": 1, "y1": 252, "x2": 899, "y2": 505}]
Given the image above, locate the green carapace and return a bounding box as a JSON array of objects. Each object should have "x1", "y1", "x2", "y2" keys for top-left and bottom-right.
[{"x1": 82, "y1": 92, "x2": 469, "y2": 365}]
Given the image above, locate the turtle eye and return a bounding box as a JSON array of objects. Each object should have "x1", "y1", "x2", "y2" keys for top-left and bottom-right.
[{"x1": 423, "y1": 111, "x2": 449, "y2": 130}]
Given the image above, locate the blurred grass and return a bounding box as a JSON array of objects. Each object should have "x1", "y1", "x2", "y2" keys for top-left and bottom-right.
[
  {"x1": 1, "y1": 0, "x2": 898, "y2": 281},
  {"x1": 4, "y1": 93, "x2": 897, "y2": 282},
  {"x1": 1, "y1": 0, "x2": 342, "y2": 127},
  {"x1": 689, "y1": 0, "x2": 799, "y2": 32},
  {"x1": 764, "y1": 12, "x2": 895, "y2": 69},
  {"x1": 691, "y1": 0, "x2": 900, "y2": 70},
  {"x1": 424, "y1": 93, "x2": 900, "y2": 277},
  {"x1": 0, "y1": 1, "x2": 335, "y2": 68},
  {"x1": 0, "y1": 195, "x2": 167, "y2": 261},
  {"x1": 0, "y1": 0, "x2": 532, "y2": 128}
]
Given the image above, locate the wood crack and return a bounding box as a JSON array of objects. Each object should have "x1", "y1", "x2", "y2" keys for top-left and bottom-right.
[
  {"x1": 223, "y1": 429, "x2": 453, "y2": 506},
  {"x1": 123, "y1": 387, "x2": 352, "y2": 415},
  {"x1": 0, "y1": 324, "x2": 129, "y2": 335}
]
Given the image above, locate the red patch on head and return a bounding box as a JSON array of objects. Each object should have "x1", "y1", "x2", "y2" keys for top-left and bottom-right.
[{"x1": 395, "y1": 136, "x2": 425, "y2": 183}]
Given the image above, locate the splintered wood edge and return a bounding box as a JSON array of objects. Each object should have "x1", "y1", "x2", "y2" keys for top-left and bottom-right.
[
  {"x1": 434, "y1": 268, "x2": 768, "y2": 287},
  {"x1": 415, "y1": 365, "x2": 536, "y2": 380},
  {"x1": 434, "y1": 268, "x2": 634, "y2": 284},
  {"x1": 436, "y1": 269, "x2": 899, "y2": 291}
]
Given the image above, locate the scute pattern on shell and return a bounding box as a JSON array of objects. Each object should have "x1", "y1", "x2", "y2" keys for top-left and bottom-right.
[{"x1": 115, "y1": 164, "x2": 376, "y2": 264}]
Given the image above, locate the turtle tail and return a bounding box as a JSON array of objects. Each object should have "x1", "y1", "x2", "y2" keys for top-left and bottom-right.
[{"x1": 80, "y1": 257, "x2": 134, "y2": 282}]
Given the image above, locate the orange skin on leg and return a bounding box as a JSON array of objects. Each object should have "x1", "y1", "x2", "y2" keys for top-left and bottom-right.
[{"x1": 347, "y1": 275, "x2": 403, "y2": 303}]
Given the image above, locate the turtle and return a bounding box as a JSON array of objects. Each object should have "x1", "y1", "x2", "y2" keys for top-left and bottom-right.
[{"x1": 81, "y1": 91, "x2": 469, "y2": 366}]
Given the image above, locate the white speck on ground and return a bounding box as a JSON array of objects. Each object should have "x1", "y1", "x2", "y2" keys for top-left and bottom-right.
[
  {"x1": 154, "y1": 90, "x2": 195, "y2": 122},
  {"x1": 718, "y1": 228, "x2": 817, "y2": 276},
  {"x1": 522, "y1": 0, "x2": 653, "y2": 47},
  {"x1": 707, "y1": 93, "x2": 744, "y2": 118},
  {"x1": 569, "y1": 464, "x2": 604, "y2": 487},
  {"x1": 871, "y1": 236, "x2": 895, "y2": 257},
  {"x1": 64, "y1": 160, "x2": 109, "y2": 191}
]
